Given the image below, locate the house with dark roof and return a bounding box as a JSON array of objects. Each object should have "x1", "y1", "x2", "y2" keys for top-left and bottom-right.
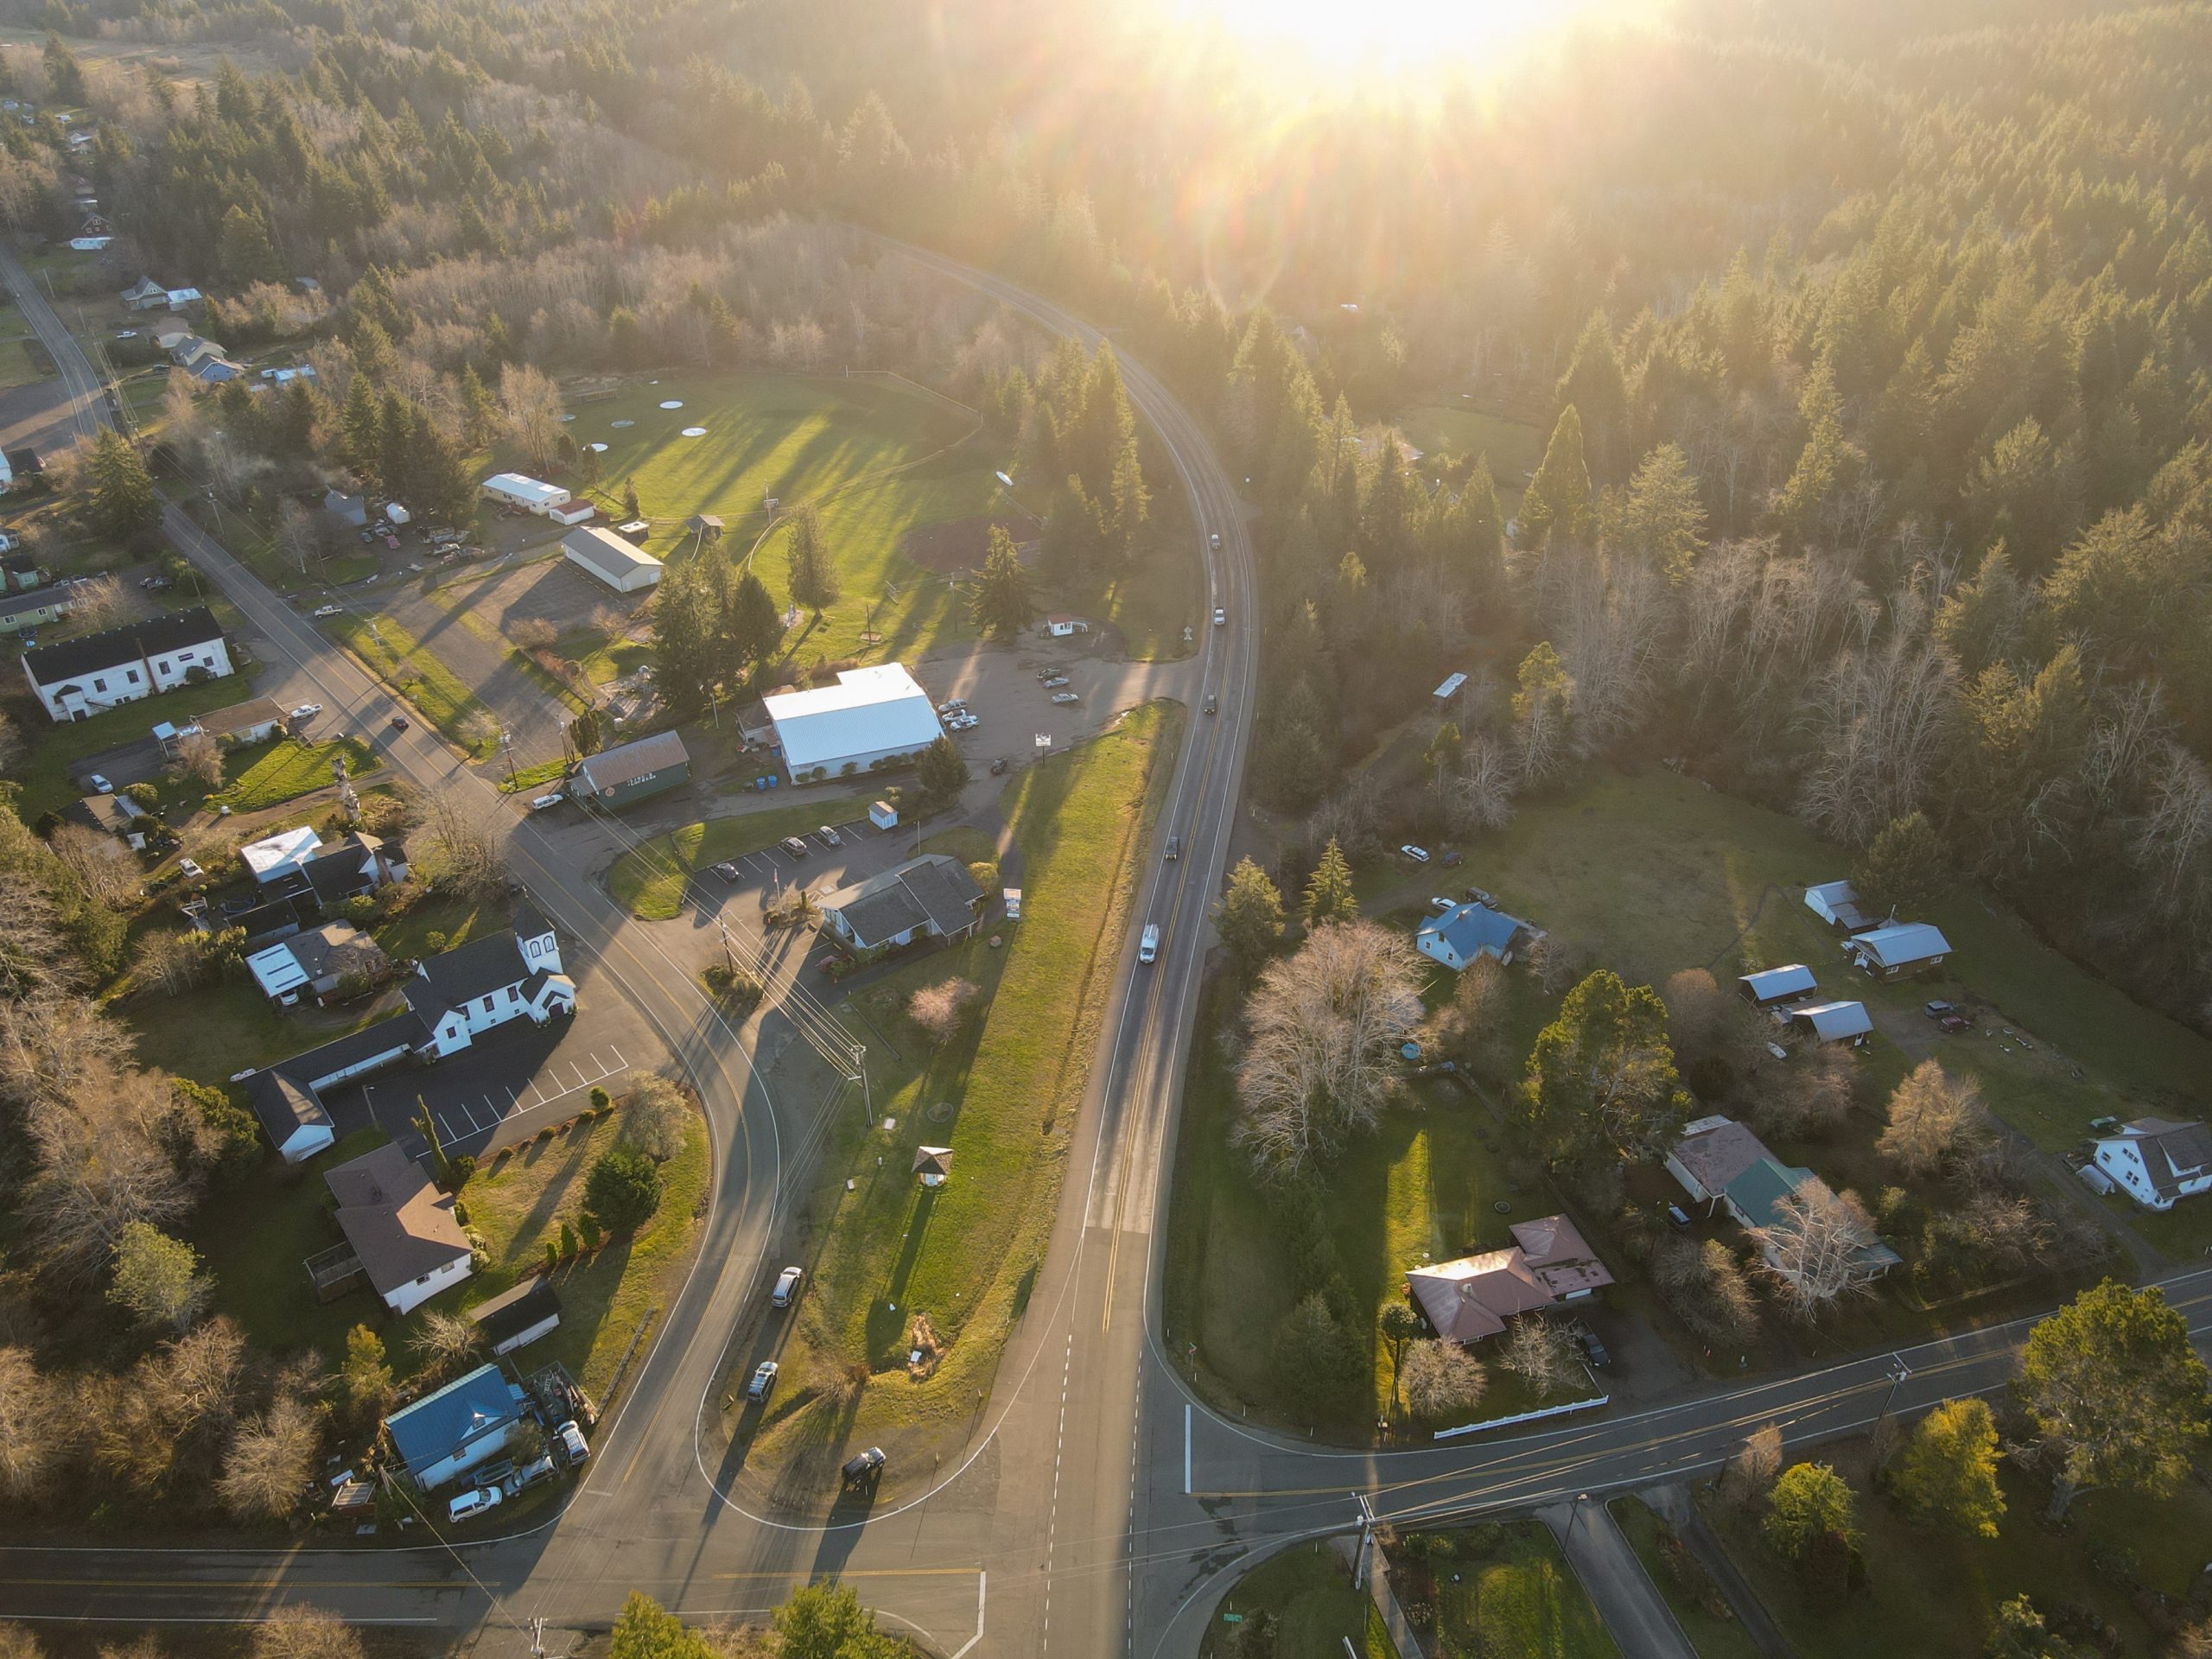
[
  {"x1": 62, "y1": 791, "x2": 149, "y2": 850},
  {"x1": 181, "y1": 696, "x2": 289, "y2": 747},
  {"x1": 245, "y1": 919, "x2": 389, "y2": 1007},
  {"x1": 1416, "y1": 899, "x2": 1535, "y2": 972},
  {"x1": 467, "y1": 1280, "x2": 562, "y2": 1356},
  {"x1": 383, "y1": 1363, "x2": 524, "y2": 1489},
  {"x1": 819, "y1": 854, "x2": 985, "y2": 957},
  {"x1": 1724, "y1": 1157, "x2": 1901, "y2": 1280},
  {"x1": 244, "y1": 1016, "x2": 424, "y2": 1162},
  {"x1": 1, "y1": 550, "x2": 46, "y2": 591},
  {"x1": 0, "y1": 582, "x2": 73, "y2": 636},
  {"x1": 21, "y1": 607, "x2": 232, "y2": 721},
  {"x1": 403, "y1": 903, "x2": 574, "y2": 1058},
  {"x1": 2093, "y1": 1117, "x2": 2212, "y2": 1211},
  {"x1": 326, "y1": 1141, "x2": 471, "y2": 1314}
]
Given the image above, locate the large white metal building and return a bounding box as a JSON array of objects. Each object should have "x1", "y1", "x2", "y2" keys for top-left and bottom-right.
[
  {"x1": 480, "y1": 473, "x2": 571, "y2": 513},
  {"x1": 765, "y1": 663, "x2": 942, "y2": 779}
]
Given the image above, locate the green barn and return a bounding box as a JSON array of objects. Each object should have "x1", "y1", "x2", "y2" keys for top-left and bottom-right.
[{"x1": 571, "y1": 729, "x2": 691, "y2": 809}]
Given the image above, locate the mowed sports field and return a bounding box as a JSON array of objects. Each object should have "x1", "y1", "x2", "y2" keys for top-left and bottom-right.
[{"x1": 533, "y1": 372, "x2": 1006, "y2": 661}]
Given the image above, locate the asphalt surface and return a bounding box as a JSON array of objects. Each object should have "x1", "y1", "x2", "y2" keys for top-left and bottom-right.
[{"x1": 5, "y1": 240, "x2": 2210, "y2": 1659}]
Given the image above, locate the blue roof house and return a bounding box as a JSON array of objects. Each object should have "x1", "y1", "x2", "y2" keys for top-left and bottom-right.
[
  {"x1": 1416, "y1": 901, "x2": 1533, "y2": 973},
  {"x1": 384, "y1": 1363, "x2": 525, "y2": 1489}
]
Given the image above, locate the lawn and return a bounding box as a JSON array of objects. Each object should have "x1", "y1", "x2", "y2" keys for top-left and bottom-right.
[
  {"x1": 1390, "y1": 1521, "x2": 1618, "y2": 1659},
  {"x1": 741, "y1": 702, "x2": 1179, "y2": 1480},
  {"x1": 1199, "y1": 1542, "x2": 1392, "y2": 1659},
  {"x1": 373, "y1": 895, "x2": 496, "y2": 963},
  {"x1": 607, "y1": 795, "x2": 880, "y2": 919},
  {"x1": 321, "y1": 611, "x2": 500, "y2": 756},
  {"x1": 120, "y1": 975, "x2": 391, "y2": 1085},
  {"x1": 1703, "y1": 1438, "x2": 2212, "y2": 1659},
  {"x1": 1608, "y1": 1497, "x2": 1760, "y2": 1659},
  {"x1": 1391, "y1": 403, "x2": 1545, "y2": 498},
  {"x1": 10, "y1": 676, "x2": 249, "y2": 822},
  {"x1": 458, "y1": 1098, "x2": 712, "y2": 1399},
  {"x1": 0, "y1": 335, "x2": 50, "y2": 391},
  {"x1": 560, "y1": 626, "x2": 652, "y2": 686},
  {"x1": 211, "y1": 737, "x2": 377, "y2": 811}
]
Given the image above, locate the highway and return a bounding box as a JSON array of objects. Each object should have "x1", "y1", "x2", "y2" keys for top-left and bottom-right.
[{"x1": 4, "y1": 242, "x2": 2209, "y2": 1657}]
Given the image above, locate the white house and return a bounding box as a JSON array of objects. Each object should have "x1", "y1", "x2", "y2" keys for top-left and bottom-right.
[
  {"x1": 325, "y1": 1141, "x2": 472, "y2": 1315},
  {"x1": 1416, "y1": 901, "x2": 1534, "y2": 972},
  {"x1": 765, "y1": 663, "x2": 944, "y2": 780},
  {"x1": 1804, "y1": 880, "x2": 1874, "y2": 931},
  {"x1": 20, "y1": 607, "x2": 233, "y2": 721},
  {"x1": 563, "y1": 524, "x2": 663, "y2": 593},
  {"x1": 241, "y1": 824, "x2": 326, "y2": 885},
  {"x1": 1045, "y1": 614, "x2": 1090, "y2": 638},
  {"x1": 164, "y1": 288, "x2": 203, "y2": 309},
  {"x1": 119, "y1": 276, "x2": 168, "y2": 310},
  {"x1": 384, "y1": 1365, "x2": 525, "y2": 1489},
  {"x1": 1846, "y1": 922, "x2": 1952, "y2": 981},
  {"x1": 2092, "y1": 1118, "x2": 2212, "y2": 1211},
  {"x1": 547, "y1": 501, "x2": 596, "y2": 527},
  {"x1": 401, "y1": 903, "x2": 575, "y2": 1058},
  {"x1": 480, "y1": 473, "x2": 570, "y2": 514}
]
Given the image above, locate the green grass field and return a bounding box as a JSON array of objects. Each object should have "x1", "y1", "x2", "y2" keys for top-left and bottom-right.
[
  {"x1": 1199, "y1": 1542, "x2": 1392, "y2": 1658},
  {"x1": 607, "y1": 795, "x2": 880, "y2": 919},
  {"x1": 211, "y1": 738, "x2": 376, "y2": 812},
  {"x1": 1609, "y1": 1497, "x2": 1760, "y2": 1659},
  {"x1": 1393, "y1": 403, "x2": 1545, "y2": 498},
  {"x1": 1705, "y1": 1441, "x2": 2212, "y2": 1658},
  {"x1": 743, "y1": 702, "x2": 1179, "y2": 1483},
  {"x1": 1393, "y1": 1522, "x2": 1618, "y2": 1658},
  {"x1": 321, "y1": 612, "x2": 499, "y2": 757},
  {"x1": 10, "y1": 677, "x2": 248, "y2": 823}
]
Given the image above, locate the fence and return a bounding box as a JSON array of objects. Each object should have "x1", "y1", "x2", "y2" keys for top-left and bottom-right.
[{"x1": 1433, "y1": 1389, "x2": 1610, "y2": 1440}]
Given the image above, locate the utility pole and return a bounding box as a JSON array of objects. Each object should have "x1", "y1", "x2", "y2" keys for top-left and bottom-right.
[
  {"x1": 850, "y1": 1042, "x2": 871, "y2": 1122},
  {"x1": 1878, "y1": 1356, "x2": 1911, "y2": 1426},
  {"x1": 499, "y1": 729, "x2": 518, "y2": 786}
]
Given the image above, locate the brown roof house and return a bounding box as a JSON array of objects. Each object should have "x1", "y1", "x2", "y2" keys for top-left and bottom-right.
[
  {"x1": 1665, "y1": 1115, "x2": 1773, "y2": 1214},
  {"x1": 1404, "y1": 1214, "x2": 1614, "y2": 1343},
  {"x1": 325, "y1": 1142, "x2": 472, "y2": 1314}
]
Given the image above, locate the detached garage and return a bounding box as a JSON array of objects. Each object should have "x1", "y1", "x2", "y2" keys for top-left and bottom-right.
[{"x1": 563, "y1": 525, "x2": 664, "y2": 593}]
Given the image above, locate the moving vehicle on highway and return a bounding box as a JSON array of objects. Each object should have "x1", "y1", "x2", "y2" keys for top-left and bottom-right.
[
  {"x1": 1164, "y1": 836, "x2": 1179, "y2": 861},
  {"x1": 1139, "y1": 923, "x2": 1160, "y2": 963},
  {"x1": 1213, "y1": 607, "x2": 1227, "y2": 626},
  {"x1": 389, "y1": 715, "x2": 409, "y2": 732},
  {"x1": 1210, "y1": 531, "x2": 1221, "y2": 549}
]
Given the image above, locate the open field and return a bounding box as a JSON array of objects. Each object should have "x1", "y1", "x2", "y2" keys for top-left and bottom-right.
[
  {"x1": 1389, "y1": 1521, "x2": 1619, "y2": 1658},
  {"x1": 321, "y1": 611, "x2": 500, "y2": 757},
  {"x1": 1704, "y1": 1437, "x2": 2212, "y2": 1659},
  {"x1": 1609, "y1": 1497, "x2": 1761, "y2": 1659},
  {"x1": 1393, "y1": 402, "x2": 1545, "y2": 499},
  {"x1": 1198, "y1": 1542, "x2": 1391, "y2": 1658},
  {"x1": 739, "y1": 702, "x2": 1179, "y2": 1486},
  {"x1": 211, "y1": 737, "x2": 376, "y2": 812},
  {"x1": 121, "y1": 975, "x2": 389, "y2": 1085}
]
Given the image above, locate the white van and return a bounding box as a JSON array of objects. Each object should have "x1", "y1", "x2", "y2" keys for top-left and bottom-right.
[{"x1": 1139, "y1": 924, "x2": 1160, "y2": 964}]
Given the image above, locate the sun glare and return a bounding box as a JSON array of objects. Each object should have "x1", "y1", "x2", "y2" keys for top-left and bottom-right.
[{"x1": 1165, "y1": 0, "x2": 1653, "y2": 78}]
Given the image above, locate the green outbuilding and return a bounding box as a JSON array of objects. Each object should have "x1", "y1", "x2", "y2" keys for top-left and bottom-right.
[{"x1": 570, "y1": 728, "x2": 691, "y2": 809}]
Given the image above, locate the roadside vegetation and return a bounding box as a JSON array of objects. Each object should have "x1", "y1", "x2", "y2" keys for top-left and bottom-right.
[
  {"x1": 730, "y1": 702, "x2": 1178, "y2": 1497},
  {"x1": 1198, "y1": 1541, "x2": 1393, "y2": 1659},
  {"x1": 1382, "y1": 1521, "x2": 1618, "y2": 1659}
]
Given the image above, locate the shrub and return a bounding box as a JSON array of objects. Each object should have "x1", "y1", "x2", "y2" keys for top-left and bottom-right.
[
  {"x1": 425, "y1": 930, "x2": 448, "y2": 954},
  {"x1": 589, "y1": 1085, "x2": 612, "y2": 1110},
  {"x1": 585, "y1": 1145, "x2": 663, "y2": 1235},
  {"x1": 123, "y1": 782, "x2": 160, "y2": 810},
  {"x1": 445, "y1": 1153, "x2": 476, "y2": 1191},
  {"x1": 543, "y1": 1240, "x2": 558, "y2": 1273},
  {"x1": 559, "y1": 1218, "x2": 577, "y2": 1259},
  {"x1": 578, "y1": 1212, "x2": 604, "y2": 1254}
]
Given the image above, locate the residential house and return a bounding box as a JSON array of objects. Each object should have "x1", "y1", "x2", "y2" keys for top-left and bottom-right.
[
  {"x1": 383, "y1": 1363, "x2": 525, "y2": 1489},
  {"x1": 168, "y1": 334, "x2": 225, "y2": 370},
  {"x1": 562, "y1": 524, "x2": 664, "y2": 593},
  {"x1": 1723, "y1": 1156, "x2": 1902, "y2": 1279},
  {"x1": 164, "y1": 288, "x2": 203, "y2": 310},
  {"x1": 568, "y1": 730, "x2": 691, "y2": 810},
  {"x1": 819, "y1": 854, "x2": 986, "y2": 957},
  {"x1": 1803, "y1": 880, "x2": 1874, "y2": 931},
  {"x1": 258, "y1": 364, "x2": 316, "y2": 386},
  {"x1": 1737, "y1": 964, "x2": 1816, "y2": 1007},
  {"x1": 119, "y1": 276, "x2": 168, "y2": 310},
  {"x1": 1416, "y1": 900, "x2": 1535, "y2": 973},
  {"x1": 1788, "y1": 1000, "x2": 1873, "y2": 1046},
  {"x1": 913, "y1": 1147, "x2": 954, "y2": 1188},
  {"x1": 61, "y1": 791, "x2": 149, "y2": 850},
  {"x1": 1665, "y1": 1115, "x2": 1772, "y2": 1214},
  {"x1": 2092, "y1": 1118, "x2": 2212, "y2": 1211},
  {"x1": 1403, "y1": 1214, "x2": 1615, "y2": 1343},
  {"x1": 326, "y1": 1141, "x2": 472, "y2": 1314},
  {"x1": 245, "y1": 1019, "x2": 422, "y2": 1162},
  {"x1": 0, "y1": 583, "x2": 73, "y2": 636},
  {"x1": 1, "y1": 550, "x2": 47, "y2": 589},
  {"x1": 401, "y1": 903, "x2": 575, "y2": 1058},
  {"x1": 322, "y1": 487, "x2": 369, "y2": 529},
  {"x1": 189, "y1": 355, "x2": 248, "y2": 385},
  {"x1": 480, "y1": 473, "x2": 570, "y2": 514},
  {"x1": 245, "y1": 920, "x2": 389, "y2": 1007},
  {"x1": 181, "y1": 696, "x2": 289, "y2": 747},
  {"x1": 1846, "y1": 922, "x2": 1952, "y2": 982},
  {"x1": 468, "y1": 1280, "x2": 563, "y2": 1357},
  {"x1": 21, "y1": 607, "x2": 232, "y2": 721},
  {"x1": 241, "y1": 825, "x2": 327, "y2": 885}
]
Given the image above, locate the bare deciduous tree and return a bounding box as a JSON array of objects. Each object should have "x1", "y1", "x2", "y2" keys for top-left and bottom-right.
[
  {"x1": 216, "y1": 1395, "x2": 320, "y2": 1522},
  {"x1": 1498, "y1": 1318, "x2": 1580, "y2": 1397},
  {"x1": 132, "y1": 928, "x2": 214, "y2": 997},
  {"x1": 1651, "y1": 1233, "x2": 1761, "y2": 1344},
  {"x1": 49, "y1": 823, "x2": 139, "y2": 910},
  {"x1": 907, "y1": 977, "x2": 981, "y2": 1046},
  {"x1": 1400, "y1": 1338, "x2": 1486, "y2": 1421},
  {"x1": 0, "y1": 991, "x2": 131, "y2": 1109},
  {"x1": 0, "y1": 1347, "x2": 59, "y2": 1500},
  {"x1": 173, "y1": 730, "x2": 224, "y2": 793},
  {"x1": 1751, "y1": 1178, "x2": 1886, "y2": 1316},
  {"x1": 1723, "y1": 1423, "x2": 1784, "y2": 1509},
  {"x1": 1446, "y1": 734, "x2": 1518, "y2": 836},
  {"x1": 1878, "y1": 1059, "x2": 1993, "y2": 1178},
  {"x1": 21, "y1": 1057, "x2": 195, "y2": 1281},
  {"x1": 621, "y1": 1073, "x2": 693, "y2": 1162},
  {"x1": 499, "y1": 362, "x2": 568, "y2": 474},
  {"x1": 0, "y1": 708, "x2": 23, "y2": 776},
  {"x1": 410, "y1": 1308, "x2": 481, "y2": 1378},
  {"x1": 1755, "y1": 1042, "x2": 1857, "y2": 1140},
  {"x1": 1796, "y1": 621, "x2": 1955, "y2": 848},
  {"x1": 416, "y1": 791, "x2": 508, "y2": 904},
  {"x1": 1233, "y1": 921, "x2": 1422, "y2": 1178},
  {"x1": 246, "y1": 1607, "x2": 363, "y2": 1659}
]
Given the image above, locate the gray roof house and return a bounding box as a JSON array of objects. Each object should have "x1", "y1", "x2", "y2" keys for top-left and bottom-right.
[
  {"x1": 244, "y1": 919, "x2": 390, "y2": 1006},
  {"x1": 1788, "y1": 999, "x2": 1873, "y2": 1046},
  {"x1": 1846, "y1": 922, "x2": 1952, "y2": 981},
  {"x1": 820, "y1": 854, "x2": 985, "y2": 956},
  {"x1": 1738, "y1": 963, "x2": 1816, "y2": 1007},
  {"x1": 2092, "y1": 1117, "x2": 2212, "y2": 1211},
  {"x1": 326, "y1": 1141, "x2": 471, "y2": 1315}
]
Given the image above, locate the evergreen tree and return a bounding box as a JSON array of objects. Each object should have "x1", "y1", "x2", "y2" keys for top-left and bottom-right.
[
  {"x1": 1521, "y1": 405, "x2": 1592, "y2": 545},
  {"x1": 216, "y1": 204, "x2": 283, "y2": 284},
  {"x1": 1521, "y1": 969, "x2": 1689, "y2": 1168},
  {"x1": 723, "y1": 569, "x2": 783, "y2": 672},
  {"x1": 1853, "y1": 811, "x2": 1950, "y2": 920},
  {"x1": 41, "y1": 32, "x2": 85, "y2": 104},
  {"x1": 648, "y1": 561, "x2": 716, "y2": 717},
  {"x1": 622, "y1": 479, "x2": 643, "y2": 521},
  {"x1": 1215, "y1": 857, "x2": 1286, "y2": 976},
  {"x1": 607, "y1": 1592, "x2": 711, "y2": 1659},
  {"x1": 1762, "y1": 1463, "x2": 1856, "y2": 1560},
  {"x1": 1301, "y1": 837, "x2": 1357, "y2": 926},
  {"x1": 340, "y1": 1324, "x2": 394, "y2": 1421},
  {"x1": 340, "y1": 376, "x2": 384, "y2": 483},
  {"x1": 917, "y1": 734, "x2": 969, "y2": 802},
  {"x1": 1618, "y1": 442, "x2": 1708, "y2": 580},
  {"x1": 1893, "y1": 1398, "x2": 2006, "y2": 1538},
  {"x1": 88, "y1": 429, "x2": 162, "y2": 539},
  {"x1": 1775, "y1": 353, "x2": 1863, "y2": 545},
  {"x1": 458, "y1": 363, "x2": 501, "y2": 446},
  {"x1": 968, "y1": 525, "x2": 1035, "y2": 640},
  {"x1": 1360, "y1": 432, "x2": 1418, "y2": 569},
  {"x1": 1556, "y1": 310, "x2": 1631, "y2": 485},
  {"x1": 785, "y1": 504, "x2": 841, "y2": 610}
]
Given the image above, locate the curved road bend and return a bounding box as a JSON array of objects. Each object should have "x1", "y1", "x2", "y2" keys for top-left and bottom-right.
[{"x1": 7, "y1": 244, "x2": 2209, "y2": 1658}]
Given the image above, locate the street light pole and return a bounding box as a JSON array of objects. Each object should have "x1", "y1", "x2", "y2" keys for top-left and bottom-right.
[{"x1": 1878, "y1": 1355, "x2": 1911, "y2": 1424}]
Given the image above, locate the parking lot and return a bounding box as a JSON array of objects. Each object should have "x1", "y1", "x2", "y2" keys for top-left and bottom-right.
[{"x1": 908, "y1": 634, "x2": 1200, "y2": 777}]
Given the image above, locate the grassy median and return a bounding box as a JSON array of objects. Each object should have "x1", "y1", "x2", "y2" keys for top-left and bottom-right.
[{"x1": 321, "y1": 612, "x2": 500, "y2": 757}]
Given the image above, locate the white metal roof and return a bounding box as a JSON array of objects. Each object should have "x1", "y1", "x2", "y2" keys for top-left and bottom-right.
[
  {"x1": 1791, "y1": 1000, "x2": 1873, "y2": 1041},
  {"x1": 765, "y1": 664, "x2": 941, "y2": 772},
  {"x1": 1853, "y1": 922, "x2": 1951, "y2": 966},
  {"x1": 1434, "y1": 671, "x2": 1468, "y2": 699},
  {"x1": 240, "y1": 824, "x2": 323, "y2": 881},
  {"x1": 480, "y1": 473, "x2": 569, "y2": 508},
  {"x1": 246, "y1": 940, "x2": 309, "y2": 998},
  {"x1": 1739, "y1": 963, "x2": 1817, "y2": 1001},
  {"x1": 563, "y1": 525, "x2": 660, "y2": 582}
]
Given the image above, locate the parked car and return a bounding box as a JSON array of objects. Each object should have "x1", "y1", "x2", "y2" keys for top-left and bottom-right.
[
  {"x1": 177, "y1": 858, "x2": 203, "y2": 880},
  {"x1": 1041, "y1": 674, "x2": 1070, "y2": 689},
  {"x1": 504, "y1": 1455, "x2": 557, "y2": 1497},
  {"x1": 988, "y1": 757, "x2": 1008, "y2": 776},
  {"x1": 815, "y1": 824, "x2": 842, "y2": 847},
  {"x1": 1463, "y1": 885, "x2": 1494, "y2": 904},
  {"x1": 772, "y1": 1265, "x2": 803, "y2": 1307},
  {"x1": 841, "y1": 1446, "x2": 886, "y2": 1489},
  {"x1": 937, "y1": 699, "x2": 966, "y2": 715},
  {"x1": 530, "y1": 793, "x2": 565, "y2": 812},
  {"x1": 1051, "y1": 690, "x2": 1080, "y2": 705},
  {"x1": 140, "y1": 575, "x2": 173, "y2": 591},
  {"x1": 1164, "y1": 836, "x2": 1179, "y2": 861},
  {"x1": 779, "y1": 836, "x2": 810, "y2": 858},
  {"x1": 1441, "y1": 849, "x2": 1464, "y2": 868},
  {"x1": 1939, "y1": 1014, "x2": 1972, "y2": 1033},
  {"x1": 1923, "y1": 1000, "x2": 1955, "y2": 1020},
  {"x1": 1429, "y1": 895, "x2": 1456, "y2": 914},
  {"x1": 313, "y1": 604, "x2": 342, "y2": 618},
  {"x1": 1571, "y1": 1322, "x2": 1610, "y2": 1368},
  {"x1": 448, "y1": 1487, "x2": 502, "y2": 1523},
  {"x1": 1400, "y1": 843, "x2": 1430, "y2": 863},
  {"x1": 88, "y1": 773, "x2": 113, "y2": 793},
  {"x1": 712, "y1": 861, "x2": 742, "y2": 880},
  {"x1": 948, "y1": 713, "x2": 979, "y2": 730},
  {"x1": 1212, "y1": 607, "x2": 1227, "y2": 627},
  {"x1": 747, "y1": 1361, "x2": 779, "y2": 1404},
  {"x1": 555, "y1": 1420, "x2": 589, "y2": 1464},
  {"x1": 289, "y1": 702, "x2": 322, "y2": 721}
]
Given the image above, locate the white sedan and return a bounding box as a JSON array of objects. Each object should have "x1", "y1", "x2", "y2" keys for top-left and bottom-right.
[
  {"x1": 289, "y1": 702, "x2": 322, "y2": 721},
  {"x1": 1212, "y1": 607, "x2": 1227, "y2": 627}
]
